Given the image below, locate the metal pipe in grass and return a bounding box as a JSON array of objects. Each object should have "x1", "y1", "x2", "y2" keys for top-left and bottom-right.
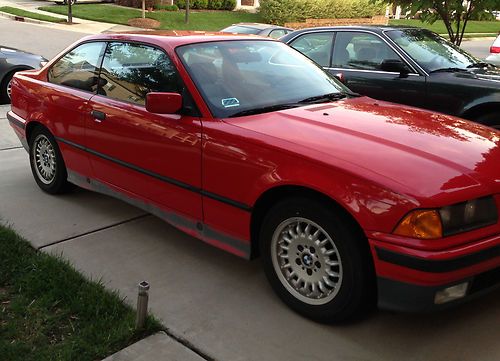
[{"x1": 136, "y1": 281, "x2": 150, "y2": 329}]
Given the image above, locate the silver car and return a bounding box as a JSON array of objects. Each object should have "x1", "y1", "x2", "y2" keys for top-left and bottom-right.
[
  {"x1": 485, "y1": 34, "x2": 500, "y2": 66},
  {"x1": 0, "y1": 46, "x2": 46, "y2": 104}
]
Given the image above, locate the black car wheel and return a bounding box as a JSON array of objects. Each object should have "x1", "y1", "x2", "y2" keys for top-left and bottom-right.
[
  {"x1": 0, "y1": 71, "x2": 15, "y2": 104},
  {"x1": 260, "y1": 197, "x2": 375, "y2": 323},
  {"x1": 29, "y1": 127, "x2": 72, "y2": 194}
]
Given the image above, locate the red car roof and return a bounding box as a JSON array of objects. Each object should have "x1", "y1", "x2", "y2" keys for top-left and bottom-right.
[{"x1": 81, "y1": 31, "x2": 274, "y2": 49}]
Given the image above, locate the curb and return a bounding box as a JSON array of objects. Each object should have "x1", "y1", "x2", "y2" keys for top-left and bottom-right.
[{"x1": 0, "y1": 10, "x2": 59, "y2": 26}]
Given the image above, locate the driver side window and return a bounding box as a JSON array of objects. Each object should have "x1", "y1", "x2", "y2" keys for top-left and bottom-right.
[{"x1": 332, "y1": 32, "x2": 405, "y2": 72}]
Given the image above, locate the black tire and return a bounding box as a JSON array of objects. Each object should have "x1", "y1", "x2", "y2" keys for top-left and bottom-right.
[
  {"x1": 0, "y1": 71, "x2": 15, "y2": 104},
  {"x1": 260, "y1": 197, "x2": 375, "y2": 323},
  {"x1": 474, "y1": 112, "x2": 499, "y2": 129},
  {"x1": 29, "y1": 127, "x2": 72, "y2": 194}
]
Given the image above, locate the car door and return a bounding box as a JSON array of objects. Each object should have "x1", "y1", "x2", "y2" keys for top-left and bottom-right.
[
  {"x1": 86, "y1": 41, "x2": 203, "y2": 221},
  {"x1": 45, "y1": 41, "x2": 106, "y2": 178},
  {"x1": 329, "y1": 31, "x2": 427, "y2": 109}
]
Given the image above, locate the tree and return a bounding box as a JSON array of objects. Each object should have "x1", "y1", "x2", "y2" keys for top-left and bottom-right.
[{"x1": 386, "y1": 0, "x2": 500, "y2": 45}]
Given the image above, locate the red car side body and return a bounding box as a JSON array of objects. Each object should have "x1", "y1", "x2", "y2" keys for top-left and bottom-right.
[{"x1": 7, "y1": 33, "x2": 500, "y2": 313}]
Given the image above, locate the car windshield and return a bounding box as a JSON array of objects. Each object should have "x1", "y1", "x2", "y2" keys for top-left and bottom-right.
[
  {"x1": 176, "y1": 40, "x2": 347, "y2": 118},
  {"x1": 221, "y1": 25, "x2": 262, "y2": 35},
  {"x1": 385, "y1": 29, "x2": 478, "y2": 72}
]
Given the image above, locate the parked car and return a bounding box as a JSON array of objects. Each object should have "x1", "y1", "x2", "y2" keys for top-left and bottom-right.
[
  {"x1": 221, "y1": 23, "x2": 293, "y2": 39},
  {"x1": 281, "y1": 26, "x2": 500, "y2": 128},
  {"x1": 486, "y1": 34, "x2": 500, "y2": 66},
  {"x1": 0, "y1": 46, "x2": 46, "y2": 103},
  {"x1": 8, "y1": 32, "x2": 500, "y2": 322}
]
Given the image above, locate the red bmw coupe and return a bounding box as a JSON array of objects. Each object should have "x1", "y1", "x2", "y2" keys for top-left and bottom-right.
[{"x1": 7, "y1": 32, "x2": 500, "y2": 322}]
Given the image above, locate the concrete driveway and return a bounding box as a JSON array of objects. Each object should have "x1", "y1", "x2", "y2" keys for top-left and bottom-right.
[{"x1": 1, "y1": 104, "x2": 499, "y2": 361}]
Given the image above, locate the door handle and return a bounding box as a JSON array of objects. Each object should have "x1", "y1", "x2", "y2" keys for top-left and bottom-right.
[{"x1": 91, "y1": 110, "x2": 106, "y2": 122}]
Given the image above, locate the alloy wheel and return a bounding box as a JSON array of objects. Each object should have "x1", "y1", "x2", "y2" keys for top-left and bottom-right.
[{"x1": 271, "y1": 217, "x2": 343, "y2": 305}]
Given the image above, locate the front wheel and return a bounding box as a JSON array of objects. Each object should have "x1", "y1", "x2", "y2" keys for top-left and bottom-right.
[
  {"x1": 0, "y1": 71, "x2": 15, "y2": 104},
  {"x1": 29, "y1": 127, "x2": 72, "y2": 194},
  {"x1": 260, "y1": 197, "x2": 375, "y2": 322}
]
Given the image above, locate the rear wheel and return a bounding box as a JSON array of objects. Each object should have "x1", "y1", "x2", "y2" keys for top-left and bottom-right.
[
  {"x1": 260, "y1": 197, "x2": 375, "y2": 323},
  {"x1": 29, "y1": 127, "x2": 72, "y2": 194}
]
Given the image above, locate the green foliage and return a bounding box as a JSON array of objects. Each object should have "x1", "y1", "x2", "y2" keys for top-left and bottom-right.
[
  {"x1": 40, "y1": 4, "x2": 263, "y2": 30},
  {"x1": 0, "y1": 6, "x2": 65, "y2": 22},
  {"x1": 259, "y1": 0, "x2": 386, "y2": 25},
  {"x1": 192, "y1": 0, "x2": 209, "y2": 9},
  {"x1": 384, "y1": 0, "x2": 500, "y2": 44},
  {"x1": 208, "y1": 0, "x2": 224, "y2": 9},
  {"x1": 223, "y1": 0, "x2": 236, "y2": 10},
  {"x1": 175, "y1": 0, "x2": 234, "y2": 9},
  {"x1": 0, "y1": 225, "x2": 162, "y2": 361},
  {"x1": 154, "y1": 3, "x2": 179, "y2": 10}
]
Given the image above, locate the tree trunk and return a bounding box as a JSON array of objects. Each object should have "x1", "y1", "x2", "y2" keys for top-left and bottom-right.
[
  {"x1": 142, "y1": 0, "x2": 145, "y2": 19},
  {"x1": 185, "y1": 0, "x2": 189, "y2": 23},
  {"x1": 68, "y1": 0, "x2": 72, "y2": 24}
]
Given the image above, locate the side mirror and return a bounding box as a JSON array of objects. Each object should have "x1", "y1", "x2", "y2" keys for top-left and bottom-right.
[
  {"x1": 146, "y1": 92, "x2": 182, "y2": 114},
  {"x1": 380, "y1": 59, "x2": 410, "y2": 76},
  {"x1": 332, "y1": 72, "x2": 345, "y2": 84}
]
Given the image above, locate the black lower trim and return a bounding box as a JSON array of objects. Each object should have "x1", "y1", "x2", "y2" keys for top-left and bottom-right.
[
  {"x1": 67, "y1": 170, "x2": 251, "y2": 258},
  {"x1": 378, "y1": 266, "x2": 500, "y2": 312},
  {"x1": 56, "y1": 137, "x2": 252, "y2": 212},
  {"x1": 376, "y1": 245, "x2": 500, "y2": 273},
  {"x1": 7, "y1": 112, "x2": 26, "y2": 129}
]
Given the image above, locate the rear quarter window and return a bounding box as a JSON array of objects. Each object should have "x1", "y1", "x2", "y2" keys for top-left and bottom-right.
[{"x1": 48, "y1": 42, "x2": 106, "y2": 92}]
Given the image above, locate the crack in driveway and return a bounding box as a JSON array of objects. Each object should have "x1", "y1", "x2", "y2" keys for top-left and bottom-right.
[{"x1": 38, "y1": 214, "x2": 151, "y2": 250}]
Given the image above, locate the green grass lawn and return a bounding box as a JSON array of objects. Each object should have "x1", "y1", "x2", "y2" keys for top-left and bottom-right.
[
  {"x1": 390, "y1": 19, "x2": 500, "y2": 35},
  {"x1": 0, "y1": 225, "x2": 162, "y2": 361},
  {"x1": 0, "y1": 6, "x2": 65, "y2": 23},
  {"x1": 39, "y1": 4, "x2": 263, "y2": 30}
]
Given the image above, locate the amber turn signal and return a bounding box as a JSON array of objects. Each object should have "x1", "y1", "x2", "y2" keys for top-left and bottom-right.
[{"x1": 393, "y1": 210, "x2": 443, "y2": 239}]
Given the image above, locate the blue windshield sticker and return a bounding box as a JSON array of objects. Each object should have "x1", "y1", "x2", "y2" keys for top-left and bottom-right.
[{"x1": 222, "y1": 98, "x2": 240, "y2": 108}]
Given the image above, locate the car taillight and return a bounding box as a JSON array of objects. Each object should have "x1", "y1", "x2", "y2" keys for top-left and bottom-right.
[{"x1": 490, "y1": 46, "x2": 500, "y2": 54}]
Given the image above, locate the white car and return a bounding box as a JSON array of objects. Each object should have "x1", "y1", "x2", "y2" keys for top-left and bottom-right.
[{"x1": 486, "y1": 34, "x2": 500, "y2": 66}]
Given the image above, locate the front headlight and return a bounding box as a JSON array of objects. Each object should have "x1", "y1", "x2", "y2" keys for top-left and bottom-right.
[{"x1": 394, "y1": 196, "x2": 498, "y2": 239}]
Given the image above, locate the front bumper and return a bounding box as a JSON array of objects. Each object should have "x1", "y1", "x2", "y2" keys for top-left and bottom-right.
[
  {"x1": 377, "y1": 265, "x2": 500, "y2": 312},
  {"x1": 370, "y1": 226, "x2": 500, "y2": 312}
]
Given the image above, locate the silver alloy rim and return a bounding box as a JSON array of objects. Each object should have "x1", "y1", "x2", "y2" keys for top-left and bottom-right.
[
  {"x1": 33, "y1": 134, "x2": 57, "y2": 184},
  {"x1": 271, "y1": 217, "x2": 343, "y2": 305},
  {"x1": 6, "y1": 78, "x2": 12, "y2": 99}
]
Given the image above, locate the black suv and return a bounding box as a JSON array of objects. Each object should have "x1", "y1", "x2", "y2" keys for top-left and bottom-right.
[{"x1": 281, "y1": 26, "x2": 500, "y2": 128}]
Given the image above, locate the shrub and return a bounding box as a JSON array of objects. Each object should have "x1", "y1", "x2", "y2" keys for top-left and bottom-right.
[
  {"x1": 192, "y1": 0, "x2": 209, "y2": 9},
  {"x1": 259, "y1": 0, "x2": 386, "y2": 25},
  {"x1": 153, "y1": 3, "x2": 179, "y2": 10},
  {"x1": 175, "y1": 0, "x2": 234, "y2": 9},
  {"x1": 175, "y1": 0, "x2": 186, "y2": 9},
  {"x1": 208, "y1": 0, "x2": 224, "y2": 9},
  {"x1": 115, "y1": 0, "x2": 156, "y2": 9},
  {"x1": 223, "y1": 0, "x2": 236, "y2": 10}
]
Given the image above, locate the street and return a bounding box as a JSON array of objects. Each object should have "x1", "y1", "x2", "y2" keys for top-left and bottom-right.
[
  {"x1": 0, "y1": 17, "x2": 87, "y2": 58},
  {"x1": 461, "y1": 38, "x2": 494, "y2": 59},
  {"x1": 1, "y1": 16, "x2": 499, "y2": 361}
]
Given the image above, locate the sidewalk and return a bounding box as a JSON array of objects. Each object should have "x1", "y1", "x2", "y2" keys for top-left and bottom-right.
[{"x1": 0, "y1": 0, "x2": 141, "y2": 33}]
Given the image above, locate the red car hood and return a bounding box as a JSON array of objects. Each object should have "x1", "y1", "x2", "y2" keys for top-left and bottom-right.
[{"x1": 225, "y1": 97, "x2": 500, "y2": 205}]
